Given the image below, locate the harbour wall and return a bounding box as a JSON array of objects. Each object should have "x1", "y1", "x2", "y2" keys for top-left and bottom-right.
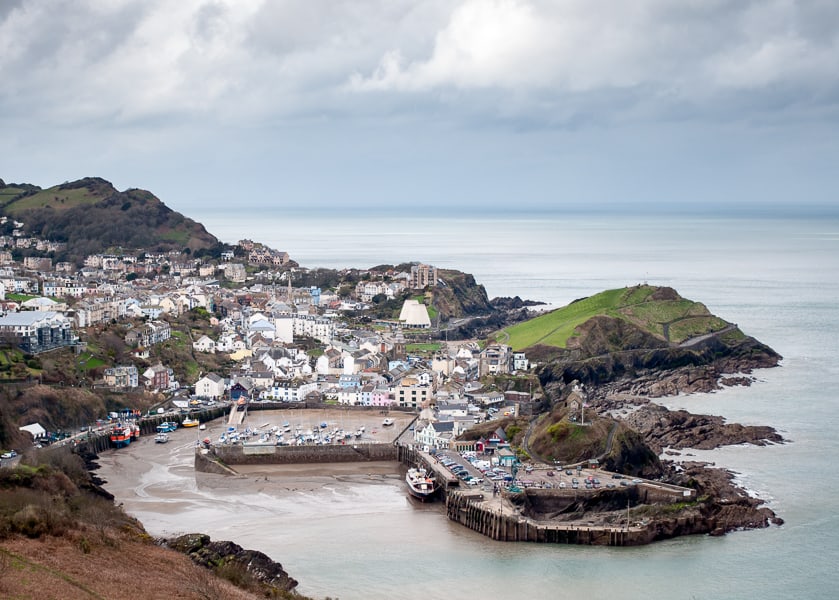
[
  {"x1": 445, "y1": 490, "x2": 649, "y2": 546},
  {"x1": 196, "y1": 442, "x2": 398, "y2": 472}
]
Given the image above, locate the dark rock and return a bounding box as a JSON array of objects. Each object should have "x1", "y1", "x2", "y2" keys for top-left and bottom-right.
[
  {"x1": 168, "y1": 533, "x2": 298, "y2": 592},
  {"x1": 491, "y1": 296, "x2": 546, "y2": 310}
]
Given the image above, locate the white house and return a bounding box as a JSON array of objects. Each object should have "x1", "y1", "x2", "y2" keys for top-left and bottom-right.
[
  {"x1": 195, "y1": 373, "x2": 226, "y2": 399},
  {"x1": 193, "y1": 335, "x2": 216, "y2": 353},
  {"x1": 260, "y1": 380, "x2": 317, "y2": 402},
  {"x1": 414, "y1": 421, "x2": 456, "y2": 450}
]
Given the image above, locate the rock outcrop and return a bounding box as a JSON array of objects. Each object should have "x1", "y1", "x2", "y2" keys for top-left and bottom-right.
[{"x1": 168, "y1": 533, "x2": 298, "y2": 593}]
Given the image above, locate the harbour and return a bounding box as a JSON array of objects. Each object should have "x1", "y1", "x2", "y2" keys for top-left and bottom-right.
[{"x1": 83, "y1": 404, "x2": 697, "y2": 549}]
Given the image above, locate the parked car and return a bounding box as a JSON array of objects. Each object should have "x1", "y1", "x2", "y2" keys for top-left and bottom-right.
[{"x1": 1, "y1": 450, "x2": 17, "y2": 459}]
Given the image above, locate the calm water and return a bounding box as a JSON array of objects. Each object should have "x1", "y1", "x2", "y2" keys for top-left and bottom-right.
[{"x1": 104, "y1": 212, "x2": 839, "y2": 599}]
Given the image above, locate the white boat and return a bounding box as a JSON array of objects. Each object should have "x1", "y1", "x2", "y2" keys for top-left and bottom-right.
[
  {"x1": 382, "y1": 418, "x2": 394, "y2": 427},
  {"x1": 198, "y1": 423, "x2": 206, "y2": 431},
  {"x1": 406, "y1": 467, "x2": 438, "y2": 502},
  {"x1": 154, "y1": 432, "x2": 169, "y2": 443}
]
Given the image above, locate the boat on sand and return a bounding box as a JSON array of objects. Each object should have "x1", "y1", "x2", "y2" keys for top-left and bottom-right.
[{"x1": 406, "y1": 467, "x2": 439, "y2": 502}]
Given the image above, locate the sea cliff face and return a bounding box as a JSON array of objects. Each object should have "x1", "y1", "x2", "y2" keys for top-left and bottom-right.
[{"x1": 536, "y1": 325, "x2": 781, "y2": 397}]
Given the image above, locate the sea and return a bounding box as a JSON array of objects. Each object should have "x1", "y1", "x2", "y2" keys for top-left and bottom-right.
[{"x1": 100, "y1": 210, "x2": 839, "y2": 600}]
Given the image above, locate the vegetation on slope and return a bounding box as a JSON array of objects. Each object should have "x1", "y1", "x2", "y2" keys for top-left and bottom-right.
[
  {"x1": 498, "y1": 285, "x2": 729, "y2": 351},
  {"x1": 433, "y1": 269, "x2": 494, "y2": 320},
  {"x1": 0, "y1": 177, "x2": 219, "y2": 263},
  {"x1": 0, "y1": 451, "x2": 305, "y2": 599}
]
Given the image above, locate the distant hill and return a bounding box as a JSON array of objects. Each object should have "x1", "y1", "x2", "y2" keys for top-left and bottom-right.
[
  {"x1": 498, "y1": 285, "x2": 729, "y2": 352},
  {"x1": 0, "y1": 177, "x2": 219, "y2": 263}
]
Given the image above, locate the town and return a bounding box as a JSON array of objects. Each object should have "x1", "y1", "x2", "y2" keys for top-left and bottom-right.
[{"x1": 0, "y1": 215, "x2": 535, "y2": 453}]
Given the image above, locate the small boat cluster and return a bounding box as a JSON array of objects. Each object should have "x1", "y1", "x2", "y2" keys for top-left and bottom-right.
[{"x1": 216, "y1": 421, "x2": 372, "y2": 447}]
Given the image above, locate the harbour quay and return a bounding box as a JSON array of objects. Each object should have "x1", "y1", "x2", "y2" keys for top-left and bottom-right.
[{"x1": 401, "y1": 445, "x2": 697, "y2": 547}]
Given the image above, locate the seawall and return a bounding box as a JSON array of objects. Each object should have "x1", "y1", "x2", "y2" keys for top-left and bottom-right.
[
  {"x1": 195, "y1": 443, "x2": 398, "y2": 473},
  {"x1": 445, "y1": 490, "x2": 649, "y2": 545}
]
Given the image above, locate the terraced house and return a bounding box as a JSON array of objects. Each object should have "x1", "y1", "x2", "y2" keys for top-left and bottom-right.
[
  {"x1": 103, "y1": 365, "x2": 139, "y2": 389},
  {"x1": 124, "y1": 320, "x2": 171, "y2": 348}
]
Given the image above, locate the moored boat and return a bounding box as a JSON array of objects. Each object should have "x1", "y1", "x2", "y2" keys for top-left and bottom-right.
[
  {"x1": 154, "y1": 432, "x2": 169, "y2": 443},
  {"x1": 109, "y1": 424, "x2": 131, "y2": 448},
  {"x1": 382, "y1": 418, "x2": 394, "y2": 427},
  {"x1": 182, "y1": 417, "x2": 200, "y2": 427},
  {"x1": 406, "y1": 467, "x2": 439, "y2": 502},
  {"x1": 156, "y1": 421, "x2": 178, "y2": 433}
]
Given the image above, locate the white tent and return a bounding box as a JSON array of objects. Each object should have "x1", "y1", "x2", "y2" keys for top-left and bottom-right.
[{"x1": 19, "y1": 423, "x2": 46, "y2": 439}]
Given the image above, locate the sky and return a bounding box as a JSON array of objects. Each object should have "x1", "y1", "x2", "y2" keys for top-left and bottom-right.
[{"x1": 1, "y1": 0, "x2": 838, "y2": 217}]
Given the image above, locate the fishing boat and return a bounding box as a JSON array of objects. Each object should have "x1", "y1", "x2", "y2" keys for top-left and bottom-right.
[
  {"x1": 109, "y1": 424, "x2": 131, "y2": 448},
  {"x1": 405, "y1": 467, "x2": 438, "y2": 502},
  {"x1": 154, "y1": 432, "x2": 169, "y2": 443},
  {"x1": 156, "y1": 421, "x2": 178, "y2": 433},
  {"x1": 182, "y1": 417, "x2": 200, "y2": 427},
  {"x1": 129, "y1": 422, "x2": 141, "y2": 441}
]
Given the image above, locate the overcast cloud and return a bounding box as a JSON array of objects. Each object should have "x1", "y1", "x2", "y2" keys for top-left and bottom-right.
[{"x1": 1, "y1": 0, "x2": 837, "y2": 214}]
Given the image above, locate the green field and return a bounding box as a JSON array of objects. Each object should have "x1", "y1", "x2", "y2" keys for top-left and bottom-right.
[
  {"x1": 4, "y1": 185, "x2": 105, "y2": 214},
  {"x1": 500, "y1": 287, "x2": 627, "y2": 350},
  {"x1": 406, "y1": 342, "x2": 442, "y2": 353},
  {"x1": 0, "y1": 186, "x2": 26, "y2": 207},
  {"x1": 6, "y1": 293, "x2": 38, "y2": 302},
  {"x1": 499, "y1": 285, "x2": 728, "y2": 350}
]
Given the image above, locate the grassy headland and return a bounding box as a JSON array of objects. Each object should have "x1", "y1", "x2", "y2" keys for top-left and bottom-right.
[{"x1": 497, "y1": 285, "x2": 729, "y2": 351}]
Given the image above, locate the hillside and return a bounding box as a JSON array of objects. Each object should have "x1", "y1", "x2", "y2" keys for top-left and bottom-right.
[
  {"x1": 498, "y1": 285, "x2": 729, "y2": 352},
  {"x1": 0, "y1": 177, "x2": 219, "y2": 263},
  {"x1": 0, "y1": 451, "x2": 305, "y2": 599}
]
